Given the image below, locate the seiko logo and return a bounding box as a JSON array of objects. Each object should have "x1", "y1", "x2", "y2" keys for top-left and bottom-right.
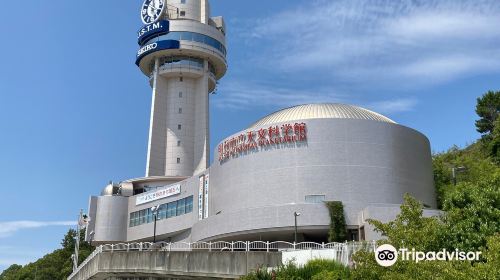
[
  {"x1": 137, "y1": 43, "x2": 158, "y2": 56},
  {"x1": 137, "y1": 22, "x2": 162, "y2": 38}
]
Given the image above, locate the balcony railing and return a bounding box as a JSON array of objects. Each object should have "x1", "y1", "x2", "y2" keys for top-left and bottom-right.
[{"x1": 68, "y1": 240, "x2": 376, "y2": 279}]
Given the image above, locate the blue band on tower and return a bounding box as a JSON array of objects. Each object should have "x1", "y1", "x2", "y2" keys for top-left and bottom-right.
[
  {"x1": 135, "y1": 40, "x2": 181, "y2": 66},
  {"x1": 137, "y1": 20, "x2": 170, "y2": 46}
]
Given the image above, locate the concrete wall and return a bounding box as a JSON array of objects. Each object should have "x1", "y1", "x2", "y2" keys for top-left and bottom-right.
[
  {"x1": 196, "y1": 118, "x2": 435, "y2": 241},
  {"x1": 68, "y1": 251, "x2": 282, "y2": 280},
  {"x1": 93, "y1": 196, "x2": 128, "y2": 243},
  {"x1": 144, "y1": 5, "x2": 226, "y2": 178},
  {"x1": 126, "y1": 173, "x2": 206, "y2": 242},
  {"x1": 91, "y1": 118, "x2": 435, "y2": 243}
]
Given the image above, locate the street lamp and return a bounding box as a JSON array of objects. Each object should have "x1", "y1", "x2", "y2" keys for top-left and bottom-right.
[
  {"x1": 151, "y1": 205, "x2": 160, "y2": 243},
  {"x1": 452, "y1": 166, "x2": 467, "y2": 186},
  {"x1": 294, "y1": 212, "x2": 301, "y2": 244}
]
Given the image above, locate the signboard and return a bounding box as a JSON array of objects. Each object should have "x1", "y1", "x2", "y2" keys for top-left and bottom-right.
[
  {"x1": 218, "y1": 122, "x2": 307, "y2": 162},
  {"x1": 198, "y1": 176, "x2": 205, "y2": 220},
  {"x1": 137, "y1": 20, "x2": 170, "y2": 45},
  {"x1": 136, "y1": 184, "x2": 181, "y2": 205},
  {"x1": 135, "y1": 40, "x2": 180, "y2": 66},
  {"x1": 204, "y1": 174, "x2": 210, "y2": 219}
]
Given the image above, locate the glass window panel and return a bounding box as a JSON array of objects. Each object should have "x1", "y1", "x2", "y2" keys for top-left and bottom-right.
[
  {"x1": 146, "y1": 208, "x2": 152, "y2": 223},
  {"x1": 305, "y1": 195, "x2": 326, "y2": 203},
  {"x1": 167, "y1": 201, "x2": 177, "y2": 218},
  {"x1": 193, "y1": 33, "x2": 204, "y2": 43},
  {"x1": 177, "y1": 198, "x2": 186, "y2": 216},
  {"x1": 167, "y1": 32, "x2": 181, "y2": 41},
  {"x1": 140, "y1": 210, "x2": 146, "y2": 225},
  {"x1": 185, "y1": 196, "x2": 193, "y2": 213},
  {"x1": 159, "y1": 204, "x2": 167, "y2": 220}
]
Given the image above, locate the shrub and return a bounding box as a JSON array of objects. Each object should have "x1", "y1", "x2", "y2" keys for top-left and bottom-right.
[{"x1": 325, "y1": 201, "x2": 347, "y2": 242}]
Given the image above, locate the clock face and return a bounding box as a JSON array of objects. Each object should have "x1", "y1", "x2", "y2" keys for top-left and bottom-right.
[{"x1": 141, "y1": 0, "x2": 165, "y2": 25}]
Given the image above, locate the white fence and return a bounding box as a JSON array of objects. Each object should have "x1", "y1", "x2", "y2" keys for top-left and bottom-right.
[{"x1": 69, "y1": 241, "x2": 376, "y2": 279}]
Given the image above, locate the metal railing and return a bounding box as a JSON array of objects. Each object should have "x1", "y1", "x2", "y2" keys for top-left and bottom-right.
[{"x1": 68, "y1": 241, "x2": 376, "y2": 279}]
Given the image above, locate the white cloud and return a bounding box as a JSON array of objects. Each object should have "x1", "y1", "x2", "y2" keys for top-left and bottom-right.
[
  {"x1": 0, "y1": 221, "x2": 76, "y2": 238},
  {"x1": 213, "y1": 81, "x2": 345, "y2": 110},
  {"x1": 214, "y1": 80, "x2": 418, "y2": 114},
  {"x1": 367, "y1": 98, "x2": 418, "y2": 114},
  {"x1": 239, "y1": 0, "x2": 500, "y2": 85}
]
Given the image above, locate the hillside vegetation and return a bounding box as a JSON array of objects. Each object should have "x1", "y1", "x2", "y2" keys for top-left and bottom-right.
[{"x1": 0, "y1": 230, "x2": 93, "y2": 280}]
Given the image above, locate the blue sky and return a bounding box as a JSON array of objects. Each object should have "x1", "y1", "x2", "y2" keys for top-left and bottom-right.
[{"x1": 0, "y1": 0, "x2": 499, "y2": 272}]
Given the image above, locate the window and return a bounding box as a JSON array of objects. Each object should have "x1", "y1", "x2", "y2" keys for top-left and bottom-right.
[
  {"x1": 179, "y1": 77, "x2": 183, "y2": 82},
  {"x1": 181, "y1": 0, "x2": 186, "y2": 3},
  {"x1": 129, "y1": 196, "x2": 194, "y2": 227},
  {"x1": 140, "y1": 209, "x2": 147, "y2": 224},
  {"x1": 167, "y1": 201, "x2": 177, "y2": 218},
  {"x1": 177, "y1": 141, "x2": 181, "y2": 147},
  {"x1": 185, "y1": 196, "x2": 193, "y2": 213},
  {"x1": 305, "y1": 195, "x2": 326, "y2": 203},
  {"x1": 180, "y1": 11, "x2": 186, "y2": 17},
  {"x1": 158, "y1": 205, "x2": 167, "y2": 220},
  {"x1": 146, "y1": 208, "x2": 153, "y2": 223},
  {"x1": 179, "y1": 92, "x2": 183, "y2": 98},
  {"x1": 178, "y1": 108, "x2": 182, "y2": 114},
  {"x1": 177, "y1": 198, "x2": 186, "y2": 216},
  {"x1": 178, "y1": 124, "x2": 182, "y2": 130},
  {"x1": 144, "y1": 32, "x2": 227, "y2": 56},
  {"x1": 177, "y1": 158, "x2": 181, "y2": 164}
]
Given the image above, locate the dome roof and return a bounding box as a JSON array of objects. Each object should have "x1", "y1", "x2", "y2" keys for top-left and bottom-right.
[{"x1": 249, "y1": 103, "x2": 396, "y2": 128}]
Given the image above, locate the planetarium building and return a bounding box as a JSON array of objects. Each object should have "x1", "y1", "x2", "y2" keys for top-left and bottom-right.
[{"x1": 85, "y1": 0, "x2": 437, "y2": 245}]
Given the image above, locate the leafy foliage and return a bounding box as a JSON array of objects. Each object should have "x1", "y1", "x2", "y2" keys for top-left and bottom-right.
[
  {"x1": 352, "y1": 195, "x2": 500, "y2": 280},
  {"x1": 0, "y1": 229, "x2": 94, "y2": 280},
  {"x1": 489, "y1": 117, "x2": 500, "y2": 163},
  {"x1": 367, "y1": 194, "x2": 444, "y2": 251},
  {"x1": 432, "y1": 142, "x2": 499, "y2": 209},
  {"x1": 325, "y1": 201, "x2": 347, "y2": 242},
  {"x1": 439, "y1": 174, "x2": 500, "y2": 252},
  {"x1": 240, "y1": 259, "x2": 350, "y2": 280}
]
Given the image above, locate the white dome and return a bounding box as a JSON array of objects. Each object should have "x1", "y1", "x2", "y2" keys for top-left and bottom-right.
[{"x1": 249, "y1": 103, "x2": 396, "y2": 128}]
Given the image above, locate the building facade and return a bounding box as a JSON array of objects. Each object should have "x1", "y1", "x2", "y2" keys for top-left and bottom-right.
[{"x1": 85, "y1": 0, "x2": 438, "y2": 245}]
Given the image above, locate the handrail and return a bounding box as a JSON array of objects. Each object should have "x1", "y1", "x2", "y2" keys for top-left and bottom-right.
[{"x1": 68, "y1": 240, "x2": 376, "y2": 279}]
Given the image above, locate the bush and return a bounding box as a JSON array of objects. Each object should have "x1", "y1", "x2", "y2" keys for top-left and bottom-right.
[
  {"x1": 241, "y1": 259, "x2": 349, "y2": 280},
  {"x1": 325, "y1": 201, "x2": 347, "y2": 242}
]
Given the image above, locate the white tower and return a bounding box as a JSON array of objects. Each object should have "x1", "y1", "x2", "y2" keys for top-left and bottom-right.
[{"x1": 135, "y1": 0, "x2": 227, "y2": 177}]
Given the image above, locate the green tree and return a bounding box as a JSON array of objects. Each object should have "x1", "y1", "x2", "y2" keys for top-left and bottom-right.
[
  {"x1": 489, "y1": 117, "x2": 500, "y2": 163},
  {"x1": 475, "y1": 90, "x2": 500, "y2": 135},
  {"x1": 367, "y1": 194, "x2": 444, "y2": 251}
]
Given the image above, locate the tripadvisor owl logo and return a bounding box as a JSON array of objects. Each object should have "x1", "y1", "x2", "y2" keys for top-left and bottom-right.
[
  {"x1": 375, "y1": 244, "x2": 398, "y2": 267},
  {"x1": 374, "y1": 244, "x2": 482, "y2": 267}
]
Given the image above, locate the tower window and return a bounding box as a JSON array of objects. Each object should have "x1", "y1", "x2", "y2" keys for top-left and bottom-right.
[
  {"x1": 177, "y1": 141, "x2": 181, "y2": 146},
  {"x1": 178, "y1": 124, "x2": 182, "y2": 130},
  {"x1": 179, "y1": 77, "x2": 183, "y2": 82},
  {"x1": 177, "y1": 158, "x2": 181, "y2": 164},
  {"x1": 179, "y1": 92, "x2": 183, "y2": 98},
  {"x1": 180, "y1": 11, "x2": 186, "y2": 17},
  {"x1": 178, "y1": 108, "x2": 182, "y2": 114}
]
